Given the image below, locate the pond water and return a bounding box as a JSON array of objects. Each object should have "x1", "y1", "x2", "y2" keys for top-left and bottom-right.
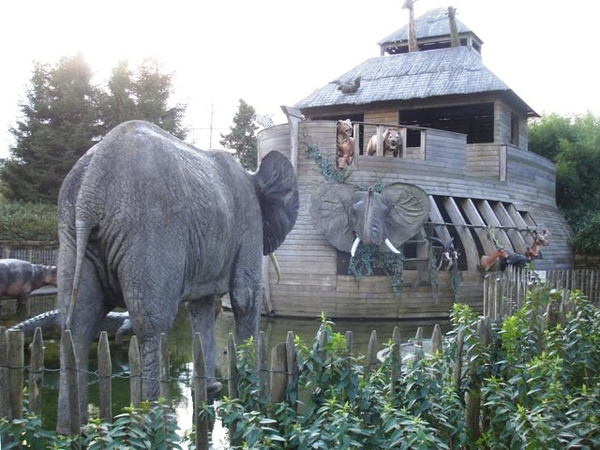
[{"x1": 0, "y1": 296, "x2": 449, "y2": 442}]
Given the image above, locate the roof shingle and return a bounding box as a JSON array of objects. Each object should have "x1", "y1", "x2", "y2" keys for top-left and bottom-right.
[{"x1": 294, "y1": 46, "x2": 511, "y2": 109}]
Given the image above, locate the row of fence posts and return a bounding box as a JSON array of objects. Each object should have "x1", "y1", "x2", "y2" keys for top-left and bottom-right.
[
  {"x1": 0, "y1": 327, "x2": 212, "y2": 449},
  {"x1": 483, "y1": 268, "x2": 599, "y2": 319},
  {"x1": 1, "y1": 322, "x2": 449, "y2": 449},
  {"x1": 0, "y1": 269, "x2": 591, "y2": 448}
]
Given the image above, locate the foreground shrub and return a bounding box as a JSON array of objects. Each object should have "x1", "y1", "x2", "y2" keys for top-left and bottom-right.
[
  {"x1": 216, "y1": 286, "x2": 600, "y2": 449},
  {"x1": 0, "y1": 400, "x2": 188, "y2": 449}
]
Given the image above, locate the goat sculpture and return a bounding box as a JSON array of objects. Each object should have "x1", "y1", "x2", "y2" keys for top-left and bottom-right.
[{"x1": 428, "y1": 236, "x2": 459, "y2": 271}]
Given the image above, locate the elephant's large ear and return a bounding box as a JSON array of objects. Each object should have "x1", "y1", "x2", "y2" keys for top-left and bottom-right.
[
  {"x1": 255, "y1": 151, "x2": 299, "y2": 255},
  {"x1": 310, "y1": 182, "x2": 356, "y2": 253},
  {"x1": 382, "y1": 182, "x2": 431, "y2": 245}
]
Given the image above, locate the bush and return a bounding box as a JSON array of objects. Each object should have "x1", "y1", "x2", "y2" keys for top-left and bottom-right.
[
  {"x1": 0, "y1": 400, "x2": 188, "y2": 449},
  {"x1": 0, "y1": 201, "x2": 57, "y2": 241},
  {"x1": 571, "y1": 211, "x2": 600, "y2": 254},
  {"x1": 215, "y1": 286, "x2": 600, "y2": 449}
]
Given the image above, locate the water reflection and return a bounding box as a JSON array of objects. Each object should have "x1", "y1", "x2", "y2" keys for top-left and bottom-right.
[{"x1": 0, "y1": 297, "x2": 450, "y2": 435}]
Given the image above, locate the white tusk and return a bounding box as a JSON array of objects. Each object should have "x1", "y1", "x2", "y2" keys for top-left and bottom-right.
[
  {"x1": 350, "y1": 237, "x2": 361, "y2": 257},
  {"x1": 385, "y1": 238, "x2": 401, "y2": 254}
]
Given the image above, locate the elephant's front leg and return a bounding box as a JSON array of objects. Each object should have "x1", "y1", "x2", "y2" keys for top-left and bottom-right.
[{"x1": 186, "y1": 296, "x2": 222, "y2": 399}]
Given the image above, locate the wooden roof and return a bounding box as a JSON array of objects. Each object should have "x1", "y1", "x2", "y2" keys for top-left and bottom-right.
[
  {"x1": 293, "y1": 46, "x2": 537, "y2": 117},
  {"x1": 294, "y1": 7, "x2": 538, "y2": 118}
]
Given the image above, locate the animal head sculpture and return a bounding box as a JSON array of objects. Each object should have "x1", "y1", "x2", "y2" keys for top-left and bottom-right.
[
  {"x1": 310, "y1": 182, "x2": 430, "y2": 256},
  {"x1": 428, "y1": 236, "x2": 460, "y2": 270},
  {"x1": 525, "y1": 229, "x2": 549, "y2": 259},
  {"x1": 366, "y1": 128, "x2": 402, "y2": 157}
]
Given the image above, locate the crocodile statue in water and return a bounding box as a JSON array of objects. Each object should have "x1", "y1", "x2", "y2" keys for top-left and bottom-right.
[{"x1": 8, "y1": 309, "x2": 132, "y2": 344}]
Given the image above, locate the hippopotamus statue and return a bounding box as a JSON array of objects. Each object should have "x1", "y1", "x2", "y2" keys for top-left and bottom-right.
[{"x1": 0, "y1": 258, "x2": 57, "y2": 305}]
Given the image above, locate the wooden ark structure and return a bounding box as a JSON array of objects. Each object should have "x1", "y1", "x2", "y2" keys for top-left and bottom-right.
[{"x1": 256, "y1": 7, "x2": 573, "y2": 320}]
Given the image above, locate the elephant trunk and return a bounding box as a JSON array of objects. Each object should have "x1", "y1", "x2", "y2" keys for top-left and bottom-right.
[{"x1": 350, "y1": 190, "x2": 401, "y2": 257}]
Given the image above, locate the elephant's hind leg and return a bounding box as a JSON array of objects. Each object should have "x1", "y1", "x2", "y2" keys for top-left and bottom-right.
[{"x1": 186, "y1": 296, "x2": 222, "y2": 400}]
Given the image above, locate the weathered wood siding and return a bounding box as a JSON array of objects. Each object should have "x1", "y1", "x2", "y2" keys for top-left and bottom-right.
[
  {"x1": 466, "y1": 144, "x2": 505, "y2": 180},
  {"x1": 257, "y1": 124, "x2": 292, "y2": 161},
  {"x1": 495, "y1": 101, "x2": 529, "y2": 150}
]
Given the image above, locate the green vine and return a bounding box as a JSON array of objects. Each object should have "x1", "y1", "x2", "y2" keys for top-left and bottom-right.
[
  {"x1": 450, "y1": 268, "x2": 461, "y2": 303},
  {"x1": 305, "y1": 142, "x2": 351, "y2": 183},
  {"x1": 428, "y1": 241, "x2": 439, "y2": 290},
  {"x1": 348, "y1": 243, "x2": 405, "y2": 298}
]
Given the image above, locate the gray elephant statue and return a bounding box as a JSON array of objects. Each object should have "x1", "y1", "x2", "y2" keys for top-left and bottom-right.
[
  {"x1": 310, "y1": 182, "x2": 430, "y2": 256},
  {"x1": 56, "y1": 120, "x2": 299, "y2": 433}
]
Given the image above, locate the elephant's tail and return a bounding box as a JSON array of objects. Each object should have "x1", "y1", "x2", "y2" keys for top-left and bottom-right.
[{"x1": 65, "y1": 218, "x2": 93, "y2": 330}]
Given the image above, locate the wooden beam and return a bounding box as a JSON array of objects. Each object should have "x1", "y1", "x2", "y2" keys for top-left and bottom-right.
[
  {"x1": 443, "y1": 197, "x2": 479, "y2": 271},
  {"x1": 460, "y1": 198, "x2": 496, "y2": 255},
  {"x1": 476, "y1": 200, "x2": 513, "y2": 251},
  {"x1": 428, "y1": 196, "x2": 452, "y2": 244},
  {"x1": 492, "y1": 203, "x2": 527, "y2": 252}
]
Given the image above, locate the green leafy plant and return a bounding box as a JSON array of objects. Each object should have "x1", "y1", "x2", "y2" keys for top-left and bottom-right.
[
  {"x1": 215, "y1": 285, "x2": 600, "y2": 449},
  {"x1": 0, "y1": 400, "x2": 188, "y2": 450},
  {"x1": 305, "y1": 142, "x2": 350, "y2": 183},
  {"x1": 0, "y1": 201, "x2": 57, "y2": 241}
]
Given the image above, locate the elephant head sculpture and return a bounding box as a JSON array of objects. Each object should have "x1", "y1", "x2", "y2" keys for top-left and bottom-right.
[
  {"x1": 56, "y1": 120, "x2": 299, "y2": 433},
  {"x1": 310, "y1": 182, "x2": 430, "y2": 256}
]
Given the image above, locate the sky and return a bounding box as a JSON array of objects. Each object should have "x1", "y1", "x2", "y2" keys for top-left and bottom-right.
[{"x1": 2, "y1": 0, "x2": 599, "y2": 158}]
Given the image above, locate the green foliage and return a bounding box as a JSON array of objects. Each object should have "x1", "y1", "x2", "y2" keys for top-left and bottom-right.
[
  {"x1": 348, "y1": 243, "x2": 405, "y2": 298},
  {"x1": 0, "y1": 201, "x2": 57, "y2": 241},
  {"x1": 305, "y1": 142, "x2": 350, "y2": 183},
  {"x1": 82, "y1": 401, "x2": 184, "y2": 449},
  {"x1": 98, "y1": 59, "x2": 187, "y2": 139},
  {"x1": 480, "y1": 289, "x2": 600, "y2": 449},
  {"x1": 215, "y1": 286, "x2": 600, "y2": 449},
  {"x1": 2, "y1": 54, "x2": 187, "y2": 204},
  {"x1": 0, "y1": 401, "x2": 189, "y2": 449},
  {"x1": 569, "y1": 210, "x2": 600, "y2": 254},
  {"x1": 528, "y1": 112, "x2": 600, "y2": 253},
  {"x1": 220, "y1": 99, "x2": 258, "y2": 171},
  {"x1": 0, "y1": 413, "x2": 76, "y2": 449}
]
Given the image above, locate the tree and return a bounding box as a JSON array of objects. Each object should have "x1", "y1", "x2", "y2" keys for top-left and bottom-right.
[
  {"x1": 220, "y1": 99, "x2": 258, "y2": 170},
  {"x1": 1, "y1": 55, "x2": 187, "y2": 203},
  {"x1": 97, "y1": 60, "x2": 137, "y2": 133},
  {"x1": 528, "y1": 113, "x2": 576, "y2": 161},
  {"x1": 1, "y1": 53, "x2": 101, "y2": 203},
  {"x1": 98, "y1": 58, "x2": 187, "y2": 138},
  {"x1": 528, "y1": 112, "x2": 600, "y2": 253}
]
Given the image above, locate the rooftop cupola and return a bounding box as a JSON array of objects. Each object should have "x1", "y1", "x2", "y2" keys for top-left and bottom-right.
[{"x1": 378, "y1": 7, "x2": 483, "y2": 56}]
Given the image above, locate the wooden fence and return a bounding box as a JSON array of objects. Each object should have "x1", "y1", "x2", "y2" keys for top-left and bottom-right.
[
  {"x1": 0, "y1": 241, "x2": 58, "y2": 266},
  {"x1": 2, "y1": 322, "x2": 449, "y2": 449},
  {"x1": 482, "y1": 268, "x2": 600, "y2": 319},
  {"x1": 0, "y1": 269, "x2": 597, "y2": 448}
]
